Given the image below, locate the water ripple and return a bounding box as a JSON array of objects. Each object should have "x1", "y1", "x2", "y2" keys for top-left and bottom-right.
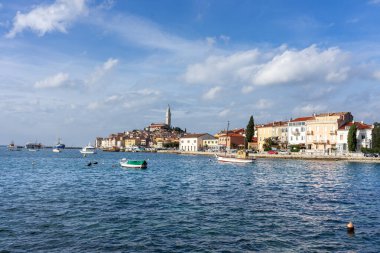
[{"x1": 0, "y1": 149, "x2": 379, "y2": 252}]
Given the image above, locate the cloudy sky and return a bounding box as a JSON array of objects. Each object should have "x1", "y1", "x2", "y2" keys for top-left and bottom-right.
[{"x1": 1, "y1": 0, "x2": 380, "y2": 146}]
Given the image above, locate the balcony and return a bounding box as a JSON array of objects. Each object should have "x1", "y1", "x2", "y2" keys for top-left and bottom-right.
[
  {"x1": 329, "y1": 130, "x2": 337, "y2": 135},
  {"x1": 306, "y1": 131, "x2": 313, "y2": 135}
]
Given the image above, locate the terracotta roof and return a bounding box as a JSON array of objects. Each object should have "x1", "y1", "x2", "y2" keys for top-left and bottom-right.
[
  {"x1": 316, "y1": 112, "x2": 350, "y2": 117},
  {"x1": 338, "y1": 121, "x2": 372, "y2": 130},
  {"x1": 181, "y1": 133, "x2": 208, "y2": 138},
  {"x1": 257, "y1": 121, "x2": 287, "y2": 128},
  {"x1": 290, "y1": 116, "x2": 314, "y2": 122},
  {"x1": 218, "y1": 133, "x2": 245, "y2": 137}
]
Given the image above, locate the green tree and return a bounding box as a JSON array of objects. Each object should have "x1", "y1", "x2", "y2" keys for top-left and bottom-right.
[
  {"x1": 347, "y1": 124, "x2": 357, "y2": 152},
  {"x1": 372, "y1": 122, "x2": 380, "y2": 149},
  {"x1": 245, "y1": 115, "x2": 255, "y2": 149}
]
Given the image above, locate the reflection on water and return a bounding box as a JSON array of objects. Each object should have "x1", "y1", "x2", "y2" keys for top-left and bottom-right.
[{"x1": 0, "y1": 148, "x2": 379, "y2": 252}]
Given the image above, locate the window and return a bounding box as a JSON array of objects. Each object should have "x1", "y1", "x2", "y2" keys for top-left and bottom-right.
[
  {"x1": 340, "y1": 135, "x2": 343, "y2": 141},
  {"x1": 362, "y1": 135, "x2": 365, "y2": 140}
]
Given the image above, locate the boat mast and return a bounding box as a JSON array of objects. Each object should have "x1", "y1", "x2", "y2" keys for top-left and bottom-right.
[{"x1": 226, "y1": 121, "x2": 229, "y2": 154}]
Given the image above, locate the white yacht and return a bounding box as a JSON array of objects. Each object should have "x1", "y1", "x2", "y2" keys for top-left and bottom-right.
[{"x1": 80, "y1": 143, "x2": 97, "y2": 154}]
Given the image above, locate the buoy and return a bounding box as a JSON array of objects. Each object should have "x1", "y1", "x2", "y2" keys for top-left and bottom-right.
[{"x1": 347, "y1": 221, "x2": 355, "y2": 233}]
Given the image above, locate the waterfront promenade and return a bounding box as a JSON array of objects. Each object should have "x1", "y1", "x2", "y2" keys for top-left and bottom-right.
[{"x1": 158, "y1": 150, "x2": 380, "y2": 163}]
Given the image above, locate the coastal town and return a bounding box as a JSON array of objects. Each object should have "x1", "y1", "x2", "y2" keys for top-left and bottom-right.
[{"x1": 95, "y1": 105, "x2": 379, "y2": 157}]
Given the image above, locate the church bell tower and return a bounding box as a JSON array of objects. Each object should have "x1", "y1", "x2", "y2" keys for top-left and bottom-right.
[{"x1": 166, "y1": 105, "x2": 171, "y2": 127}]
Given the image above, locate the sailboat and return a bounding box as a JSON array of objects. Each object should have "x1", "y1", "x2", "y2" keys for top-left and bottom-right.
[{"x1": 215, "y1": 121, "x2": 255, "y2": 163}]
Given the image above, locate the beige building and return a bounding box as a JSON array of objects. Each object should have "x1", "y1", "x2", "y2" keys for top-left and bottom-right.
[
  {"x1": 305, "y1": 112, "x2": 353, "y2": 152},
  {"x1": 203, "y1": 137, "x2": 219, "y2": 151},
  {"x1": 257, "y1": 121, "x2": 288, "y2": 151}
]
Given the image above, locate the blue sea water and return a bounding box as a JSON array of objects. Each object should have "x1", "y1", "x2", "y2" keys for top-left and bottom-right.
[{"x1": 0, "y1": 148, "x2": 379, "y2": 252}]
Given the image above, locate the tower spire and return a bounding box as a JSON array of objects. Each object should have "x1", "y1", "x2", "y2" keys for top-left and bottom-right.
[{"x1": 166, "y1": 104, "x2": 171, "y2": 127}]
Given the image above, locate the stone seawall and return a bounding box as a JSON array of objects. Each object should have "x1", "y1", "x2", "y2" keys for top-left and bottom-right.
[{"x1": 157, "y1": 150, "x2": 380, "y2": 163}]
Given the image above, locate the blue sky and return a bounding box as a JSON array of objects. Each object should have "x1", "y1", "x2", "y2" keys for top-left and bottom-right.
[{"x1": 1, "y1": 0, "x2": 380, "y2": 146}]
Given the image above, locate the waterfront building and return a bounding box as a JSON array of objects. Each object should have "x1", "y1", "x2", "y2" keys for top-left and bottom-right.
[
  {"x1": 288, "y1": 117, "x2": 314, "y2": 147},
  {"x1": 202, "y1": 136, "x2": 219, "y2": 151},
  {"x1": 179, "y1": 133, "x2": 215, "y2": 152},
  {"x1": 218, "y1": 133, "x2": 245, "y2": 150},
  {"x1": 336, "y1": 121, "x2": 373, "y2": 153},
  {"x1": 305, "y1": 112, "x2": 353, "y2": 152},
  {"x1": 257, "y1": 121, "x2": 288, "y2": 151},
  {"x1": 124, "y1": 138, "x2": 141, "y2": 148}
]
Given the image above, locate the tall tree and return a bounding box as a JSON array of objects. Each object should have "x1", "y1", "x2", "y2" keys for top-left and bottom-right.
[
  {"x1": 245, "y1": 115, "x2": 255, "y2": 149},
  {"x1": 347, "y1": 124, "x2": 357, "y2": 152},
  {"x1": 372, "y1": 122, "x2": 380, "y2": 149}
]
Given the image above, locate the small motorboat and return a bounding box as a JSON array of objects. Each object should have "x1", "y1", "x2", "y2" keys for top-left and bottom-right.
[
  {"x1": 52, "y1": 148, "x2": 61, "y2": 153},
  {"x1": 80, "y1": 142, "x2": 97, "y2": 154},
  {"x1": 120, "y1": 158, "x2": 148, "y2": 169}
]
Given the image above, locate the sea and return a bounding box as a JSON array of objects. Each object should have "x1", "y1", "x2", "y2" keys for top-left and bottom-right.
[{"x1": 0, "y1": 148, "x2": 379, "y2": 252}]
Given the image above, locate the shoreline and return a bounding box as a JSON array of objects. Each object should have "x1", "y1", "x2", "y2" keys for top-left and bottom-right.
[{"x1": 157, "y1": 150, "x2": 380, "y2": 163}]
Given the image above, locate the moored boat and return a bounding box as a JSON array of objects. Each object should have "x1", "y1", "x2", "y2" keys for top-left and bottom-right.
[
  {"x1": 25, "y1": 142, "x2": 42, "y2": 151},
  {"x1": 216, "y1": 150, "x2": 255, "y2": 163},
  {"x1": 52, "y1": 148, "x2": 61, "y2": 153},
  {"x1": 120, "y1": 158, "x2": 148, "y2": 169},
  {"x1": 8, "y1": 141, "x2": 21, "y2": 151},
  {"x1": 80, "y1": 143, "x2": 97, "y2": 154}
]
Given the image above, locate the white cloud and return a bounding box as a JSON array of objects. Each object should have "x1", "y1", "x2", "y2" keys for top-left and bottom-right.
[
  {"x1": 218, "y1": 108, "x2": 230, "y2": 117},
  {"x1": 256, "y1": 99, "x2": 273, "y2": 109},
  {"x1": 34, "y1": 72, "x2": 70, "y2": 88},
  {"x1": 369, "y1": 0, "x2": 380, "y2": 5},
  {"x1": 203, "y1": 86, "x2": 222, "y2": 100},
  {"x1": 373, "y1": 70, "x2": 380, "y2": 80},
  {"x1": 184, "y1": 45, "x2": 351, "y2": 88},
  {"x1": 6, "y1": 0, "x2": 88, "y2": 38},
  {"x1": 206, "y1": 37, "x2": 216, "y2": 47},
  {"x1": 253, "y1": 45, "x2": 350, "y2": 86},
  {"x1": 292, "y1": 104, "x2": 327, "y2": 116},
  {"x1": 86, "y1": 58, "x2": 119, "y2": 85},
  {"x1": 184, "y1": 49, "x2": 260, "y2": 85}
]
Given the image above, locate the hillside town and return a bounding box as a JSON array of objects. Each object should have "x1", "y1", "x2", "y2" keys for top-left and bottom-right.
[{"x1": 95, "y1": 106, "x2": 375, "y2": 155}]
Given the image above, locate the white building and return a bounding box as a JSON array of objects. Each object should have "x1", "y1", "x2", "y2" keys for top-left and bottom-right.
[
  {"x1": 179, "y1": 133, "x2": 215, "y2": 152},
  {"x1": 336, "y1": 121, "x2": 373, "y2": 153},
  {"x1": 287, "y1": 116, "x2": 314, "y2": 147}
]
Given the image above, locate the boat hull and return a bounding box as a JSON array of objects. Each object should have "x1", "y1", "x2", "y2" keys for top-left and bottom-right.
[
  {"x1": 120, "y1": 159, "x2": 147, "y2": 169},
  {"x1": 80, "y1": 150, "x2": 96, "y2": 154},
  {"x1": 216, "y1": 155, "x2": 255, "y2": 163}
]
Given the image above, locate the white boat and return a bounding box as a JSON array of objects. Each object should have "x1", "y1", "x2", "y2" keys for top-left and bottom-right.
[
  {"x1": 8, "y1": 141, "x2": 21, "y2": 151},
  {"x1": 120, "y1": 158, "x2": 147, "y2": 169},
  {"x1": 52, "y1": 148, "x2": 61, "y2": 153},
  {"x1": 80, "y1": 143, "x2": 97, "y2": 154},
  {"x1": 216, "y1": 153, "x2": 255, "y2": 163},
  {"x1": 216, "y1": 121, "x2": 255, "y2": 163}
]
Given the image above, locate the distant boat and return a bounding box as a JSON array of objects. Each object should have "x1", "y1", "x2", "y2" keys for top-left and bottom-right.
[
  {"x1": 120, "y1": 158, "x2": 147, "y2": 169},
  {"x1": 25, "y1": 142, "x2": 42, "y2": 151},
  {"x1": 80, "y1": 143, "x2": 97, "y2": 154},
  {"x1": 52, "y1": 148, "x2": 61, "y2": 153},
  {"x1": 52, "y1": 138, "x2": 65, "y2": 153},
  {"x1": 8, "y1": 141, "x2": 21, "y2": 151},
  {"x1": 54, "y1": 138, "x2": 65, "y2": 149}
]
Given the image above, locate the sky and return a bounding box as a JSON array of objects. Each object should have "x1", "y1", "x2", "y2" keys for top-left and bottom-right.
[{"x1": 1, "y1": 0, "x2": 380, "y2": 146}]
